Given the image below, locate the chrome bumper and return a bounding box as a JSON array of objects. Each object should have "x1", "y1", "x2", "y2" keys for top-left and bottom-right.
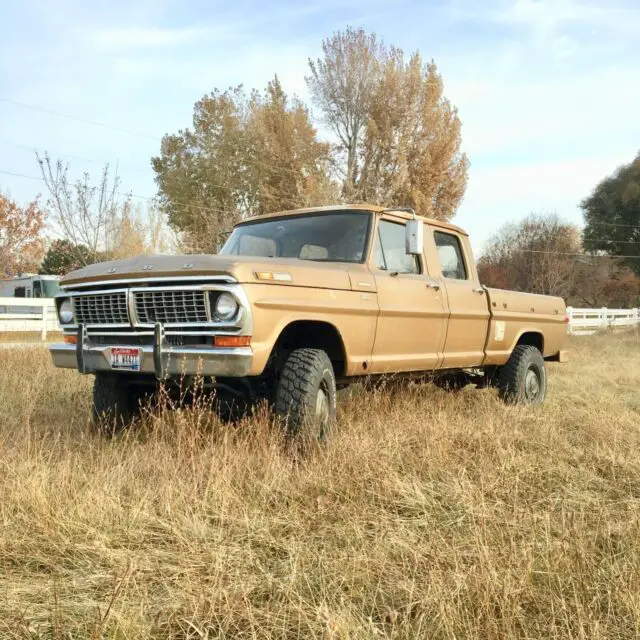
[{"x1": 49, "y1": 324, "x2": 252, "y2": 379}]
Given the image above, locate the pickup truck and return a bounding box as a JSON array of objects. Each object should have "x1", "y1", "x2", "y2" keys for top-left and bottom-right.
[{"x1": 50, "y1": 204, "x2": 568, "y2": 440}]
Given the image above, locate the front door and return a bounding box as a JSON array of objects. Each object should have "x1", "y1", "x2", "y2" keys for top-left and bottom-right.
[{"x1": 369, "y1": 218, "x2": 447, "y2": 373}]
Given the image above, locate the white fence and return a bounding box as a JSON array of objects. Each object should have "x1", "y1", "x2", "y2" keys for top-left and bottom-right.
[
  {"x1": 567, "y1": 307, "x2": 640, "y2": 336},
  {"x1": 0, "y1": 297, "x2": 60, "y2": 339}
]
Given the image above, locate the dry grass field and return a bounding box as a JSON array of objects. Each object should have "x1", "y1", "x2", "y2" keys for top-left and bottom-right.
[
  {"x1": 0, "y1": 333, "x2": 639, "y2": 638},
  {"x1": 0, "y1": 332, "x2": 63, "y2": 344}
]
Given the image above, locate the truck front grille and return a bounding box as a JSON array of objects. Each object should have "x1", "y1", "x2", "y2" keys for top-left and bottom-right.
[
  {"x1": 73, "y1": 292, "x2": 129, "y2": 325},
  {"x1": 134, "y1": 290, "x2": 209, "y2": 325}
]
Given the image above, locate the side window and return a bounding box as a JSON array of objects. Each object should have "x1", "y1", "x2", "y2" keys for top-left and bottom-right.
[
  {"x1": 377, "y1": 220, "x2": 420, "y2": 274},
  {"x1": 434, "y1": 231, "x2": 467, "y2": 280}
]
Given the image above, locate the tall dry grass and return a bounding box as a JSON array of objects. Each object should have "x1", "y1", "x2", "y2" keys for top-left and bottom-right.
[{"x1": 0, "y1": 334, "x2": 639, "y2": 638}]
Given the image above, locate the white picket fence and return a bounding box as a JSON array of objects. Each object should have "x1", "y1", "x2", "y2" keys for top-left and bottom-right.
[
  {"x1": 567, "y1": 307, "x2": 640, "y2": 336},
  {"x1": 0, "y1": 297, "x2": 60, "y2": 339}
]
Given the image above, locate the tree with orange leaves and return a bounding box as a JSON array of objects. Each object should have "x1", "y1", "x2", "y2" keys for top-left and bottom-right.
[
  {"x1": 0, "y1": 193, "x2": 45, "y2": 277},
  {"x1": 306, "y1": 27, "x2": 468, "y2": 219}
]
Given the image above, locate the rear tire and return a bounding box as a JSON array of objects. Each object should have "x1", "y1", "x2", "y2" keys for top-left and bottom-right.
[
  {"x1": 497, "y1": 345, "x2": 547, "y2": 405},
  {"x1": 91, "y1": 373, "x2": 148, "y2": 435},
  {"x1": 275, "y1": 349, "x2": 337, "y2": 447}
]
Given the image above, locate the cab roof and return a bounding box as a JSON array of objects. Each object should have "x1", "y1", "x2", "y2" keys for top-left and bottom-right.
[{"x1": 236, "y1": 203, "x2": 468, "y2": 236}]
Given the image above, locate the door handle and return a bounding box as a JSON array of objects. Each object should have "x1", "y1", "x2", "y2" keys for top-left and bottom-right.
[
  {"x1": 426, "y1": 281, "x2": 441, "y2": 291},
  {"x1": 472, "y1": 287, "x2": 485, "y2": 294}
]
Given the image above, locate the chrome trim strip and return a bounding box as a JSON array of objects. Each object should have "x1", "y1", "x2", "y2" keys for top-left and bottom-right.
[
  {"x1": 76, "y1": 330, "x2": 241, "y2": 337},
  {"x1": 127, "y1": 288, "x2": 139, "y2": 325},
  {"x1": 57, "y1": 288, "x2": 130, "y2": 298},
  {"x1": 204, "y1": 292, "x2": 214, "y2": 323},
  {"x1": 60, "y1": 275, "x2": 237, "y2": 290}
]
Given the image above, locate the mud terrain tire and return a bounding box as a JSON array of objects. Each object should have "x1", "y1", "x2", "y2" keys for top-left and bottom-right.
[
  {"x1": 275, "y1": 349, "x2": 337, "y2": 445},
  {"x1": 91, "y1": 373, "x2": 146, "y2": 435},
  {"x1": 498, "y1": 345, "x2": 547, "y2": 406}
]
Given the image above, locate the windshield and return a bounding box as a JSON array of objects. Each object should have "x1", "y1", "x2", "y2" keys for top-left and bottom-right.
[{"x1": 220, "y1": 211, "x2": 372, "y2": 263}]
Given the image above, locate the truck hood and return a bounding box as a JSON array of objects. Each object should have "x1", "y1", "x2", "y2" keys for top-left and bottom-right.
[{"x1": 61, "y1": 254, "x2": 358, "y2": 291}]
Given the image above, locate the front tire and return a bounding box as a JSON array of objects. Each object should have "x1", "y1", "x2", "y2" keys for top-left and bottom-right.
[
  {"x1": 91, "y1": 373, "x2": 147, "y2": 434},
  {"x1": 275, "y1": 349, "x2": 337, "y2": 445},
  {"x1": 497, "y1": 345, "x2": 547, "y2": 405}
]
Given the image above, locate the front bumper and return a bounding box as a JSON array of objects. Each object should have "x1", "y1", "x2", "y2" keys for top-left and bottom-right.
[{"x1": 49, "y1": 324, "x2": 253, "y2": 379}]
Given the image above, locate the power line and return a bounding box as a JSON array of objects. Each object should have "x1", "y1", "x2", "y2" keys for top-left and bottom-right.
[
  {"x1": 518, "y1": 249, "x2": 640, "y2": 259},
  {"x1": 0, "y1": 97, "x2": 330, "y2": 182},
  {"x1": 0, "y1": 97, "x2": 159, "y2": 141},
  {"x1": 0, "y1": 139, "x2": 149, "y2": 174},
  {"x1": 3, "y1": 98, "x2": 640, "y2": 233},
  {"x1": 3, "y1": 168, "x2": 640, "y2": 263},
  {"x1": 0, "y1": 168, "x2": 310, "y2": 217},
  {"x1": 0, "y1": 134, "x2": 322, "y2": 199},
  {"x1": 0, "y1": 169, "x2": 43, "y2": 182},
  {"x1": 5, "y1": 169, "x2": 640, "y2": 251},
  {"x1": 584, "y1": 220, "x2": 640, "y2": 230}
]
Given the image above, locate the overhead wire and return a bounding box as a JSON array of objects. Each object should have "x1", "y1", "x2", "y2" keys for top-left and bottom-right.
[
  {"x1": 0, "y1": 97, "x2": 159, "y2": 140},
  {"x1": 517, "y1": 249, "x2": 640, "y2": 259},
  {"x1": 3, "y1": 98, "x2": 640, "y2": 256},
  {"x1": 0, "y1": 169, "x2": 310, "y2": 218},
  {"x1": 0, "y1": 97, "x2": 326, "y2": 181}
]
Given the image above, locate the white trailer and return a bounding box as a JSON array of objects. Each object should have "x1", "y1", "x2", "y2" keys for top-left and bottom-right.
[{"x1": 0, "y1": 274, "x2": 61, "y2": 299}]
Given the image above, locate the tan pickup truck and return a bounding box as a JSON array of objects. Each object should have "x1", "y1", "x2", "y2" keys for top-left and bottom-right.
[{"x1": 50, "y1": 204, "x2": 568, "y2": 439}]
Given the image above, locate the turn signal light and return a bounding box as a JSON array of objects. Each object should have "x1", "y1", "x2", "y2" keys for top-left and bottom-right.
[
  {"x1": 255, "y1": 271, "x2": 292, "y2": 282},
  {"x1": 64, "y1": 335, "x2": 78, "y2": 344},
  {"x1": 214, "y1": 335, "x2": 251, "y2": 348}
]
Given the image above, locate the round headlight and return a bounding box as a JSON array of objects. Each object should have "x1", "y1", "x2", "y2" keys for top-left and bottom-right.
[
  {"x1": 59, "y1": 299, "x2": 74, "y2": 324},
  {"x1": 214, "y1": 293, "x2": 239, "y2": 321}
]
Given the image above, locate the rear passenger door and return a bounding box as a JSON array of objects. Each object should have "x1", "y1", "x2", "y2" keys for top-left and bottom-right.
[
  {"x1": 369, "y1": 217, "x2": 447, "y2": 373},
  {"x1": 429, "y1": 230, "x2": 490, "y2": 369}
]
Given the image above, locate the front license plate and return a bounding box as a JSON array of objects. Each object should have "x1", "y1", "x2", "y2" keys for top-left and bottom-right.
[{"x1": 110, "y1": 347, "x2": 142, "y2": 372}]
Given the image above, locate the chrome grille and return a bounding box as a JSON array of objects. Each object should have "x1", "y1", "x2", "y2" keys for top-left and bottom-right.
[
  {"x1": 73, "y1": 292, "x2": 128, "y2": 325},
  {"x1": 134, "y1": 290, "x2": 209, "y2": 325}
]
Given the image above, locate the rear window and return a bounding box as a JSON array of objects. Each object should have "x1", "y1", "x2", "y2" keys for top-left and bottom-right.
[{"x1": 434, "y1": 231, "x2": 467, "y2": 280}]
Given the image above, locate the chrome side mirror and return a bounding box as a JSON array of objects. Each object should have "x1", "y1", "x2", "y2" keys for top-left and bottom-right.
[{"x1": 405, "y1": 219, "x2": 423, "y2": 255}]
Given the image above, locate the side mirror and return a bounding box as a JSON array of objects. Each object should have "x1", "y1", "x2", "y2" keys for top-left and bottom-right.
[{"x1": 405, "y1": 219, "x2": 423, "y2": 255}]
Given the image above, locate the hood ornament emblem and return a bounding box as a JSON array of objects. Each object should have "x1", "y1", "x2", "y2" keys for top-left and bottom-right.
[
  {"x1": 182, "y1": 263, "x2": 194, "y2": 269},
  {"x1": 107, "y1": 267, "x2": 117, "y2": 273},
  {"x1": 142, "y1": 264, "x2": 154, "y2": 271}
]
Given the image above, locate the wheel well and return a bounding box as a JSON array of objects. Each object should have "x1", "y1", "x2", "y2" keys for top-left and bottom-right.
[
  {"x1": 516, "y1": 331, "x2": 544, "y2": 354},
  {"x1": 270, "y1": 321, "x2": 347, "y2": 377}
]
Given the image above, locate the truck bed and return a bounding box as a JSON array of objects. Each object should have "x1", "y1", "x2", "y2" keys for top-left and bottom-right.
[{"x1": 483, "y1": 288, "x2": 568, "y2": 365}]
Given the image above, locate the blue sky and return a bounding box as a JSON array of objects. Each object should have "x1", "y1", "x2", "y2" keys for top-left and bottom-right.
[{"x1": 1, "y1": 0, "x2": 639, "y2": 254}]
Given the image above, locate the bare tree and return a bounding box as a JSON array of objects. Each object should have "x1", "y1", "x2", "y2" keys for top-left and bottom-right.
[
  {"x1": 478, "y1": 214, "x2": 581, "y2": 299},
  {"x1": 37, "y1": 152, "x2": 121, "y2": 265}
]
